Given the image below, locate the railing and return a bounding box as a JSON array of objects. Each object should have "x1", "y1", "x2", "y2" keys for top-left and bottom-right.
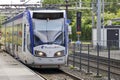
[{"x1": 68, "y1": 40, "x2": 120, "y2": 80}]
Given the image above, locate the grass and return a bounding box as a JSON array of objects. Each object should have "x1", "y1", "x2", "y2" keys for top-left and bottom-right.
[{"x1": 69, "y1": 65, "x2": 75, "y2": 69}]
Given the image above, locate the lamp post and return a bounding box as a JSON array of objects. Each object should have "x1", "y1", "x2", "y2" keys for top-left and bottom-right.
[{"x1": 64, "y1": 0, "x2": 69, "y2": 18}]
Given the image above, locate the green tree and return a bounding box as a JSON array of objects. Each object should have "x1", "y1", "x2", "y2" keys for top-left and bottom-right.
[
  {"x1": 43, "y1": 0, "x2": 120, "y2": 41},
  {"x1": 42, "y1": 0, "x2": 63, "y2": 6}
]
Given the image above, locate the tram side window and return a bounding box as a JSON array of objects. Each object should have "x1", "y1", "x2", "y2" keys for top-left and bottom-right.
[
  {"x1": 6, "y1": 27, "x2": 9, "y2": 43},
  {"x1": 18, "y1": 24, "x2": 22, "y2": 46},
  {"x1": 9, "y1": 26, "x2": 12, "y2": 43},
  {"x1": 1, "y1": 27, "x2": 5, "y2": 45}
]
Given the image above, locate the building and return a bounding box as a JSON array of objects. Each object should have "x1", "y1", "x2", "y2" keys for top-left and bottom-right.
[{"x1": 92, "y1": 25, "x2": 120, "y2": 49}]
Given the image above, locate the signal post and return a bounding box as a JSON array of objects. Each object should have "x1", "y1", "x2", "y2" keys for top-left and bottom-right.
[
  {"x1": 76, "y1": 12, "x2": 82, "y2": 42},
  {"x1": 76, "y1": 11, "x2": 82, "y2": 70}
]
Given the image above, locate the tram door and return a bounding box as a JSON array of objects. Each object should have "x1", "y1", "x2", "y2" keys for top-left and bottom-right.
[{"x1": 107, "y1": 29, "x2": 119, "y2": 49}]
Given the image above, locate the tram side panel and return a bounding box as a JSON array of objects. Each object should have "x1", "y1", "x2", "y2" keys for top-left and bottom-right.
[{"x1": 20, "y1": 13, "x2": 34, "y2": 64}]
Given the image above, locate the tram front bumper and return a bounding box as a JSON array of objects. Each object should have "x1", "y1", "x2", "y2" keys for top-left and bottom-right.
[{"x1": 33, "y1": 56, "x2": 66, "y2": 65}]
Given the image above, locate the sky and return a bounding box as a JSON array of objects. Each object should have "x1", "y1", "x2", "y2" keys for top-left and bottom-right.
[{"x1": 0, "y1": 0, "x2": 41, "y2": 4}]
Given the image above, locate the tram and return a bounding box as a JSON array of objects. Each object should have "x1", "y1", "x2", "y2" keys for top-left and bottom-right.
[{"x1": 1, "y1": 9, "x2": 69, "y2": 68}]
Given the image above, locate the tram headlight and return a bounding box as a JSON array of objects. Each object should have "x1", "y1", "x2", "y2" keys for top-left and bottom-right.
[
  {"x1": 54, "y1": 51, "x2": 64, "y2": 57},
  {"x1": 35, "y1": 51, "x2": 46, "y2": 57}
]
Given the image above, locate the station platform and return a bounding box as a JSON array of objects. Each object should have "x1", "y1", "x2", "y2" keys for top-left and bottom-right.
[{"x1": 0, "y1": 50, "x2": 44, "y2": 80}]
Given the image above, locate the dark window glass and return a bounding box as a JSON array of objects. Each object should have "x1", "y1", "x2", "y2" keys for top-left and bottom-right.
[
  {"x1": 54, "y1": 33, "x2": 64, "y2": 46},
  {"x1": 23, "y1": 24, "x2": 26, "y2": 51},
  {"x1": 33, "y1": 13, "x2": 63, "y2": 19},
  {"x1": 34, "y1": 35, "x2": 43, "y2": 46}
]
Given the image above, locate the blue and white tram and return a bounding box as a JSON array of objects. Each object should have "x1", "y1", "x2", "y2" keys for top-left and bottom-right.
[{"x1": 1, "y1": 9, "x2": 69, "y2": 68}]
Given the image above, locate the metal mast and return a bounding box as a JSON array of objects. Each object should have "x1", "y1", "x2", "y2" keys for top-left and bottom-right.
[{"x1": 96, "y1": 0, "x2": 101, "y2": 45}]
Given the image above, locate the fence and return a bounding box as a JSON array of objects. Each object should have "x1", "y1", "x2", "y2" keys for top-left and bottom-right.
[{"x1": 68, "y1": 41, "x2": 120, "y2": 80}]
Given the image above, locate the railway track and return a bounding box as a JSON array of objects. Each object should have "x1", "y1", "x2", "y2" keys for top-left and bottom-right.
[
  {"x1": 33, "y1": 68, "x2": 82, "y2": 80},
  {"x1": 68, "y1": 54, "x2": 120, "y2": 79}
]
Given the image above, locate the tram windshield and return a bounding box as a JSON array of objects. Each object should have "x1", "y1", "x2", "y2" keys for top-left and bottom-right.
[{"x1": 33, "y1": 17, "x2": 64, "y2": 47}]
